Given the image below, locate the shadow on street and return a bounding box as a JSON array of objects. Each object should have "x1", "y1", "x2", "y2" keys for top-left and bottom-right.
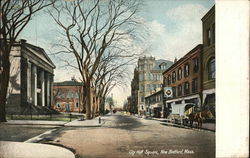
[{"x1": 104, "y1": 114, "x2": 145, "y2": 130}]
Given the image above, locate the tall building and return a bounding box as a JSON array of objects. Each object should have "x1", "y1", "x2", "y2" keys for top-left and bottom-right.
[
  {"x1": 4, "y1": 39, "x2": 56, "y2": 114},
  {"x1": 201, "y1": 6, "x2": 215, "y2": 114},
  {"x1": 163, "y1": 45, "x2": 203, "y2": 115},
  {"x1": 136, "y1": 56, "x2": 173, "y2": 115}
]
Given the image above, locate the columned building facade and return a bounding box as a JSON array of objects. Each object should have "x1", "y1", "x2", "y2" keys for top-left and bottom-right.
[{"x1": 6, "y1": 39, "x2": 55, "y2": 114}]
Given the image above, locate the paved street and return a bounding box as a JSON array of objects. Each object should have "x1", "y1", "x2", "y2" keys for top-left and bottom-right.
[{"x1": 43, "y1": 112, "x2": 215, "y2": 158}]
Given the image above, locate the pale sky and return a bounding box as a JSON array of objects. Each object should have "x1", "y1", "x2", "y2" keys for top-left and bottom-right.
[{"x1": 19, "y1": 0, "x2": 215, "y2": 108}]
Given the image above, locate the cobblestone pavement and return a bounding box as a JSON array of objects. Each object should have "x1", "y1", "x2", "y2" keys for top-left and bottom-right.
[{"x1": 43, "y1": 112, "x2": 215, "y2": 158}]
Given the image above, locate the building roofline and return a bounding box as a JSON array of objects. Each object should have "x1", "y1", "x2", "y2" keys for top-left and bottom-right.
[
  {"x1": 22, "y1": 41, "x2": 56, "y2": 68},
  {"x1": 163, "y1": 44, "x2": 203, "y2": 74},
  {"x1": 201, "y1": 5, "x2": 215, "y2": 22},
  {"x1": 54, "y1": 81, "x2": 84, "y2": 86},
  {"x1": 145, "y1": 89, "x2": 163, "y2": 99}
]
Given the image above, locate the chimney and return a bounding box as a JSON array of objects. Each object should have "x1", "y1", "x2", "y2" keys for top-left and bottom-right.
[
  {"x1": 174, "y1": 57, "x2": 177, "y2": 63},
  {"x1": 20, "y1": 39, "x2": 27, "y2": 43}
]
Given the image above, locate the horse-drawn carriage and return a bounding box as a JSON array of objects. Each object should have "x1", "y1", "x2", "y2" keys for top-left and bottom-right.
[
  {"x1": 184, "y1": 106, "x2": 214, "y2": 129},
  {"x1": 169, "y1": 103, "x2": 214, "y2": 129}
]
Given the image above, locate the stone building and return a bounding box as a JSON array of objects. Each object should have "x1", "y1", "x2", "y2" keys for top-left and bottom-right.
[
  {"x1": 5, "y1": 39, "x2": 56, "y2": 114},
  {"x1": 137, "y1": 56, "x2": 173, "y2": 115},
  {"x1": 53, "y1": 80, "x2": 84, "y2": 113},
  {"x1": 201, "y1": 6, "x2": 215, "y2": 113},
  {"x1": 163, "y1": 45, "x2": 203, "y2": 114}
]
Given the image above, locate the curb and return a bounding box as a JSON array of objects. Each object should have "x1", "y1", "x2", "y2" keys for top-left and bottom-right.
[
  {"x1": 2, "y1": 123, "x2": 66, "y2": 126},
  {"x1": 160, "y1": 122, "x2": 215, "y2": 132},
  {"x1": 63, "y1": 118, "x2": 106, "y2": 128},
  {"x1": 25, "y1": 129, "x2": 58, "y2": 143},
  {"x1": 1, "y1": 121, "x2": 67, "y2": 126}
]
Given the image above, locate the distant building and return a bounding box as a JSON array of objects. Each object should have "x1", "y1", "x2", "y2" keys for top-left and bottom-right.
[
  {"x1": 130, "y1": 68, "x2": 139, "y2": 114},
  {"x1": 145, "y1": 90, "x2": 163, "y2": 118},
  {"x1": 136, "y1": 56, "x2": 173, "y2": 115},
  {"x1": 201, "y1": 6, "x2": 215, "y2": 113},
  {"x1": 53, "y1": 80, "x2": 84, "y2": 113},
  {"x1": 4, "y1": 39, "x2": 56, "y2": 114},
  {"x1": 163, "y1": 45, "x2": 203, "y2": 116}
]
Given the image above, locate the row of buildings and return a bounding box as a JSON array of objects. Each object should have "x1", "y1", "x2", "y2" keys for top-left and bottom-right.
[{"x1": 127, "y1": 6, "x2": 215, "y2": 118}]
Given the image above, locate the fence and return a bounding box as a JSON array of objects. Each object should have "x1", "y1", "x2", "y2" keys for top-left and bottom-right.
[{"x1": 6, "y1": 113, "x2": 84, "y2": 122}]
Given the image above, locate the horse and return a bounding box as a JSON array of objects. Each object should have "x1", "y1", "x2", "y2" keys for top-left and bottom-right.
[{"x1": 188, "y1": 110, "x2": 214, "y2": 129}]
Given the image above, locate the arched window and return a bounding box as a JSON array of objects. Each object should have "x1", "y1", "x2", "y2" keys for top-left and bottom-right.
[{"x1": 208, "y1": 57, "x2": 215, "y2": 80}]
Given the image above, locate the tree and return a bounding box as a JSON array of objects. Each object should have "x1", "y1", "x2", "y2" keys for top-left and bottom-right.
[
  {"x1": 92, "y1": 47, "x2": 136, "y2": 115},
  {"x1": 49, "y1": 0, "x2": 142, "y2": 119},
  {"x1": 0, "y1": 0, "x2": 55, "y2": 122}
]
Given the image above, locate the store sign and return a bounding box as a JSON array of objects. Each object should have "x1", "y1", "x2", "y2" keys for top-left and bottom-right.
[{"x1": 164, "y1": 87, "x2": 172, "y2": 98}]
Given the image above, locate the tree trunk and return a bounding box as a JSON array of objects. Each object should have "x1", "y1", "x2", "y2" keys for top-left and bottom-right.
[
  {"x1": 85, "y1": 79, "x2": 92, "y2": 119},
  {"x1": 0, "y1": 52, "x2": 10, "y2": 122},
  {"x1": 99, "y1": 96, "x2": 105, "y2": 115}
]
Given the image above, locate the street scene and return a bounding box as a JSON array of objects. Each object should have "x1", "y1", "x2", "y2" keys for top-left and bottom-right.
[
  {"x1": 0, "y1": 112, "x2": 215, "y2": 158},
  {"x1": 0, "y1": 0, "x2": 216, "y2": 158}
]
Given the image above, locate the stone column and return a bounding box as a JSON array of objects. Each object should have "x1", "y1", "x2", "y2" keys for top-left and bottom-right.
[
  {"x1": 46, "y1": 74, "x2": 50, "y2": 106},
  {"x1": 31, "y1": 64, "x2": 37, "y2": 106},
  {"x1": 27, "y1": 61, "x2": 31, "y2": 103},
  {"x1": 40, "y1": 70, "x2": 45, "y2": 106},
  {"x1": 50, "y1": 75, "x2": 54, "y2": 107}
]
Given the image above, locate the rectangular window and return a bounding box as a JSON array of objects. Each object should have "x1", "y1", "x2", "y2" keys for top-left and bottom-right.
[
  {"x1": 192, "y1": 78, "x2": 198, "y2": 93},
  {"x1": 75, "y1": 102, "x2": 79, "y2": 108},
  {"x1": 140, "y1": 65, "x2": 144, "y2": 71},
  {"x1": 172, "y1": 87, "x2": 176, "y2": 98},
  {"x1": 193, "y1": 58, "x2": 199, "y2": 73},
  {"x1": 139, "y1": 73, "x2": 144, "y2": 81},
  {"x1": 147, "y1": 73, "x2": 150, "y2": 81},
  {"x1": 167, "y1": 75, "x2": 171, "y2": 85},
  {"x1": 75, "y1": 92, "x2": 79, "y2": 98},
  {"x1": 178, "y1": 84, "x2": 182, "y2": 96},
  {"x1": 178, "y1": 68, "x2": 182, "y2": 80},
  {"x1": 184, "y1": 64, "x2": 190, "y2": 77},
  {"x1": 67, "y1": 92, "x2": 71, "y2": 99},
  {"x1": 184, "y1": 82, "x2": 190, "y2": 95},
  {"x1": 141, "y1": 97, "x2": 144, "y2": 102},
  {"x1": 207, "y1": 28, "x2": 211, "y2": 46},
  {"x1": 172, "y1": 71, "x2": 176, "y2": 83}
]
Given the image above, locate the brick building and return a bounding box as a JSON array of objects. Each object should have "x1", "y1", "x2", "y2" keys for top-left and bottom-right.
[
  {"x1": 163, "y1": 45, "x2": 203, "y2": 114},
  {"x1": 4, "y1": 39, "x2": 56, "y2": 114},
  {"x1": 201, "y1": 6, "x2": 215, "y2": 113},
  {"x1": 53, "y1": 80, "x2": 84, "y2": 113}
]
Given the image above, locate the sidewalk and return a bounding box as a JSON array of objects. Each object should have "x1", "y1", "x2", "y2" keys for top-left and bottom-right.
[
  {"x1": 64, "y1": 116, "x2": 106, "y2": 127},
  {"x1": 2, "y1": 120, "x2": 67, "y2": 126},
  {"x1": 146, "y1": 117, "x2": 215, "y2": 132},
  {"x1": 1, "y1": 116, "x2": 107, "y2": 127},
  {"x1": 0, "y1": 141, "x2": 75, "y2": 158}
]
